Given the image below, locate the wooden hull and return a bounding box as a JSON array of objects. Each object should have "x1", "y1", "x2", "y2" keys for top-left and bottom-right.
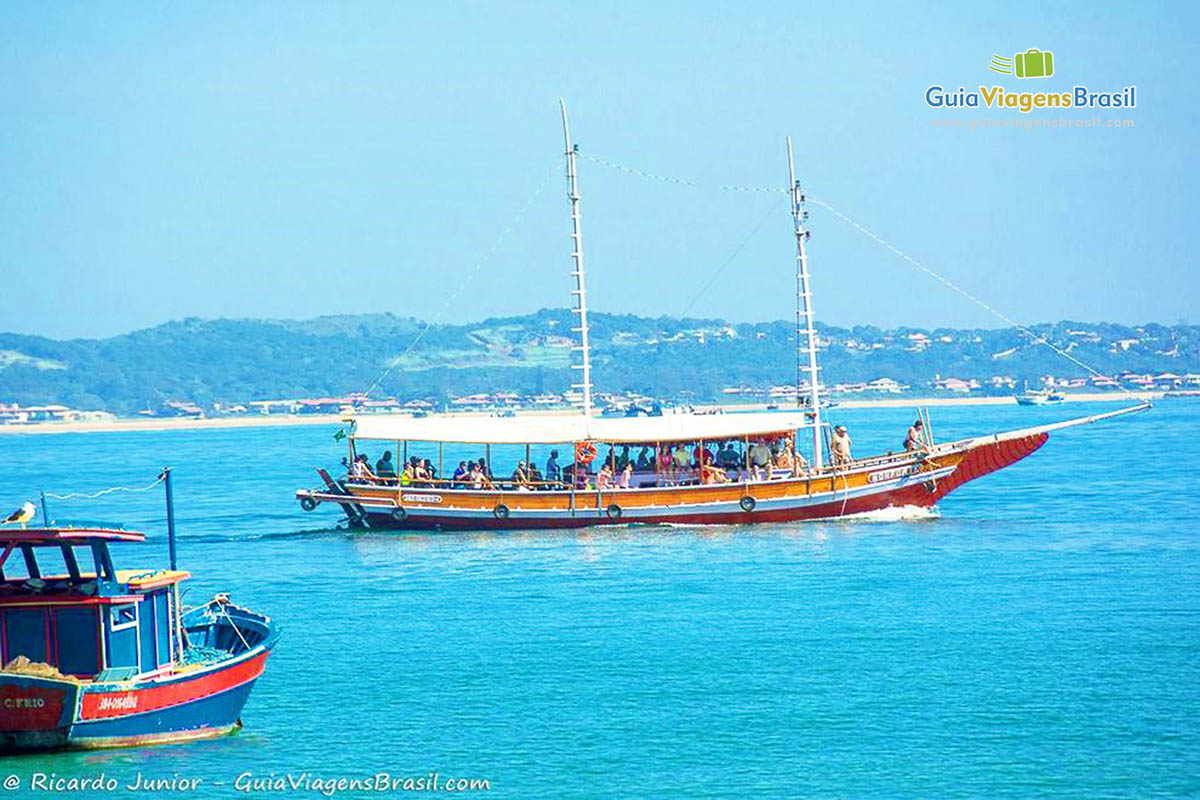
[
  {"x1": 300, "y1": 433, "x2": 1050, "y2": 531},
  {"x1": 0, "y1": 602, "x2": 278, "y2": 754}
]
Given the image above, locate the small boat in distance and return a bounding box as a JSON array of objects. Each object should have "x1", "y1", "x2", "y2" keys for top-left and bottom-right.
[
  {"x1": 1016, "y1": 382, "x2": 1067, "y2": 406},
  {"x1": 295, "y1": 103, "x2": 1148, "y2": 530},
  {"x1": 0, "y1": 470, "x2": 278, "y2": 752}
]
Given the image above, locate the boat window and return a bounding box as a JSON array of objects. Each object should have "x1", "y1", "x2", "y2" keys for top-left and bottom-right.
[
  {"x1": 2, "y1": 549, "x2": 30, "y2": 581},
  {"x1": 34, "y1": 546, "x2": 69, "y2": 580},
  {"x1": 110, "y1": 603, "x2": 138, "y2": 631}
]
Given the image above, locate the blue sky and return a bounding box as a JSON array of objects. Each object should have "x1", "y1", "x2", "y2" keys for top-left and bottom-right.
[{"x1": 0, "y1": 1, "x2": 1194, "y2": 338}]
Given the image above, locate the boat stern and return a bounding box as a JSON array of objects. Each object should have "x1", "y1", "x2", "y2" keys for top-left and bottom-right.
[{"x1": 0, "y1": 673, "x2": 80, "y2": 753}]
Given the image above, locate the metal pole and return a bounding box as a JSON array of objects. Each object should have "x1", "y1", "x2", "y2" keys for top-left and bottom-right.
[
  {"x1": 162, "y1": 467, "x2": 178, "y2": 571},
  {"x1": 39, "y1": 491, "x2": 50, "y2": 527},
  {"x1": 787, "y1": 136, "x2": 823, "y2": 469},
  {"x1": 561, "y1": 99, "x2": 594, "y2": 417}
]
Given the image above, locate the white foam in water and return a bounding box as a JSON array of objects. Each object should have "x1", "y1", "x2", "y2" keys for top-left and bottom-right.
[{"x1": 835, "y1": 504, "x2": 941, "y2": 522}]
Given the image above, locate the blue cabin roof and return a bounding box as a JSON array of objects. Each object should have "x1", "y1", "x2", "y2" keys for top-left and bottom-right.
[{"x1": 0, "y1": 526, "x2": 189, "y2": 679}]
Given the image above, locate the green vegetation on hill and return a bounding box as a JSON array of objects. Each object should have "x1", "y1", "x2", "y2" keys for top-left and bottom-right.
[{"x1": 1, "y1": 311, "x2": 1196, "y2": 413}]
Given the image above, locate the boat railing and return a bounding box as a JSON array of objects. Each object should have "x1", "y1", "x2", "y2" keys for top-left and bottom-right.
[{"x1": 339, "y1": 464, "x2": 812, "y2": 494}]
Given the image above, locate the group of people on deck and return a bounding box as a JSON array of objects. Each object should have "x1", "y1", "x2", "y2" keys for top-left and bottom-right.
[
  {"x1": 349, "y1": 451, "x2": 441, "y2": 486},
  {"x1": 346, "y1": 419, "x2": 931, "y2": 489}
]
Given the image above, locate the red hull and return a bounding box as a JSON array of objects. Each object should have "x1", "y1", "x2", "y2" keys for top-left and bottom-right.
[{"x1": 357, "y1": 433, "x2": 1050, "y2": 530}]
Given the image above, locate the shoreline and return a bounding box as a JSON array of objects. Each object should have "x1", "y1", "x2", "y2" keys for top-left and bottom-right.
[{"x1": 0, "y1": 392, "x2": 1163, "y2": 436}]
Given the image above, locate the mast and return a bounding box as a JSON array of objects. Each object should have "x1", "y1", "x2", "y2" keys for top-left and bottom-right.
[
  {"x1": 560, "y1": 99, "x2": 594, "y2": 417},
  {"x1": 162, "y1": 466, "x2": 178, "y2": 570},
  {"x1": 788, "y1": 137, "x2": 823, "y2": 468}
]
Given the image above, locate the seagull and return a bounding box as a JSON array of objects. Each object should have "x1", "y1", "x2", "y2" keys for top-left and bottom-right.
[{"x1": 2, "y1": 502, "x2": 36, "y2": 528}]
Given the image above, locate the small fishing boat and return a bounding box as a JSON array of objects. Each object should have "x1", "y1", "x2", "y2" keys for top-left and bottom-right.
[
  {"x1": 0, "y1": 470, "x2": 278, "y2": 752},
  {"x1": 296, "y1": 103, "x2": 1148, "y2": 530}
]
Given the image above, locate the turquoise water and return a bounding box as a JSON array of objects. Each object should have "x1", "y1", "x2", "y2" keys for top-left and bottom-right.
[{"x1": 0, "y1": 402, "x2": 1196, "y2": 797}]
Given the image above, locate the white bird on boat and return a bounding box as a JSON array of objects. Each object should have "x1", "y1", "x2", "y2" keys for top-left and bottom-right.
[{"x1": 2, "y1": 502, "x2": 36, "y2": 528}]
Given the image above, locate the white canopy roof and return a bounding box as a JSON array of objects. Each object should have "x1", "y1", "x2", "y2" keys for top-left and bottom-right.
[{"x1": 350, "y1": 411, "x2": 810, "y2": 444}]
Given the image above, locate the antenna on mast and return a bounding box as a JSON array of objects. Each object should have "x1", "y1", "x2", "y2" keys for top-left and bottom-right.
[
  {"x1": 788, "y1": 136, "x2": 823, "y2": 468},
  {"x1": 561, "y1": 99, "x2": 594, "y2": 417}
]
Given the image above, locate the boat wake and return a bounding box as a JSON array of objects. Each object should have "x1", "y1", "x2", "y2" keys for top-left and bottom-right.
[{"x1": 836, "y1": 505, "x2": 941, "y2": 523}]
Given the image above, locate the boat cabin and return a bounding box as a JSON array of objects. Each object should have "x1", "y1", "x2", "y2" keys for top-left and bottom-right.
[
  {"x1": 341, "y1": 410, "x2": 820, "y2": 492},
  {"x1": 0, "y1": 528, "x2": 188, "y2": 680}
]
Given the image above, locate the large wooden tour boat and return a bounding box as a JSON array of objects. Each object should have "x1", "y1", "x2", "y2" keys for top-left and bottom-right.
[{"x1": 296, "y1": 104, "x2": 1147, "y2": 531}]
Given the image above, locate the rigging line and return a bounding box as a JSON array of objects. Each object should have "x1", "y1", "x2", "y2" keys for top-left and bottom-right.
[
  {"x1": 363, "y1": 159, "x2": 561, "y2": 398},
  {"x1": 44, "y1": 475, "x2": 165, "y2": 500},
  {"x1": 585, "y1": 154, "x2": 788, "y2": 194},
  {"x1": 585, "y1": 153, "x2": 1142, "y2": 402},
  {"x1": 679, "y1": 194, "x2": 787, "y2": 318},
  {"x1": 806, "y1": 198, "x2": 1143, "y2": 402}
]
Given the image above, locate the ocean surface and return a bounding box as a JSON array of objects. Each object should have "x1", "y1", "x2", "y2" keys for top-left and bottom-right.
[{"x1": 0, "y1": 401, "x2": 1196, "y2": 798}]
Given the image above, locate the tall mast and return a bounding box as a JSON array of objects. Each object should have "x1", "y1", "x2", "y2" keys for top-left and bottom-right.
[
  {"x1": 788, "y1": 136, "x2": 823, "y2": 468},
  {"x1": 561, "y1": 99, "x2": 594, "y2": 416}
]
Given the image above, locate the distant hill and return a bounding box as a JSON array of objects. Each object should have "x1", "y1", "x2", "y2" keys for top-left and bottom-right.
[{"x1": 1, "y1": 311, "x2": 1197, "y2": 413}]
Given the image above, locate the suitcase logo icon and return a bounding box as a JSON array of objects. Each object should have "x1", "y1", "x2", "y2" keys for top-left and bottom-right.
[{"x1": 989, "y1": 49, "x2": 1055, "y2": 79}]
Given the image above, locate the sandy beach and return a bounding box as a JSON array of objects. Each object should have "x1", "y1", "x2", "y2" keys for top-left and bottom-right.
[{"x1": 0, "y1": 392, "x2": 1162, "y2": 436}]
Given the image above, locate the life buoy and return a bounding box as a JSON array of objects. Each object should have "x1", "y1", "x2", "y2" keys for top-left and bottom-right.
[
  {"x1": 739, "y1": 496, "x2": 756, "y2": 512},
  {"x1": 606, "y1": 503, "x2": 622, "y2": 519},
  {"x1": 493, "y1": 503, "x2": 510, "y2": 520},
  {"x1": 575, "y1": 441, "x2": 597, "y2": 464},
  {"x1": 300, "y1": 496, "x2": 318, "y2": 512},
  {"x1": 391, "y1": 507, "x2": 408, "y2": 522}
]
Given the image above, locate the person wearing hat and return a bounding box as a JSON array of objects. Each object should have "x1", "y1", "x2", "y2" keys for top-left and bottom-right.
[
  {"x1": 831, "y1": 425, "x2": 853, "y2": 465},
  {"x1": 904, "y1": 419, "x2": 926, "y2": 452}
]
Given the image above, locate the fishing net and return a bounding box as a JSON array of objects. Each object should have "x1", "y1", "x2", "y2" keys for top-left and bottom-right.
[
  {"x1": 179, "y1": 645, "x2": 227, "y2": 666},
  {"x1": 1, "y1": 655, "x2": 80, "y2": 683}
]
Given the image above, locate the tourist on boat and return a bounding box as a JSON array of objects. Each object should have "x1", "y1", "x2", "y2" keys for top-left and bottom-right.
[
  {"x1": 618, "y1": 462, "x2": 632, "y2": 488},
  {"x1": 693, "y1": 442, "x2": 714, "y2": 467},
  {"x1": 573, "y1": 460, "x2": 591, "y2": 489},
  {"x1": 351, "y1": 454, "x2": 375, "y2": 482},
  {"x1": 596, "y1": 462, "x2": 614, "y2": 490},
  {"x1": 617, "y1": 446, "x2": 631, "y2": 471},
  {"x1": 831, "y1": 425, "x2": 853, "y2": 465},
  {"x1": 545, "y1": 450, "x2": 561, "y2": 482},
  {"x1": 776, "y1": 442, "x2": 794, "y2": 472},
  {"x1": 717, "y1": 442, "x2": 740, "y2": 469},
  {"x1": 749, "y1": 440, "x2": 773, "y2": 480},
  {"x1": 635, "y1": 447, "x2": 651, "y2": 471},
  {"x1": 659, "y1": 445, "x2": 676, "y2": 481},
  {"x1": 904, "y1": 419, "x2": 925, "y2": 452},
  {"x1": 408, "y1": 457, "x2": 427, "y2": 486},
  {"x1": 527, "y1": 462, "x2": 544, "y2": 487},
  {"x1": 375, "y1": 451, "x2": 396, "y2": 482},
  {"x1": 512, "y1": 462, "x2": 531, "y2": 489},
  {"x1": 701, "y1": 462, "x2": 731, "y2": 484},
  {"x1": 468, "y1": 461, "x2": 494, "y2": 489},
  {"x1": 453, "y1": 461, "x2": 468, "y2": 488},
  {"x1": 422, "y1": 459, "x2": 437, "y2": 482}
]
